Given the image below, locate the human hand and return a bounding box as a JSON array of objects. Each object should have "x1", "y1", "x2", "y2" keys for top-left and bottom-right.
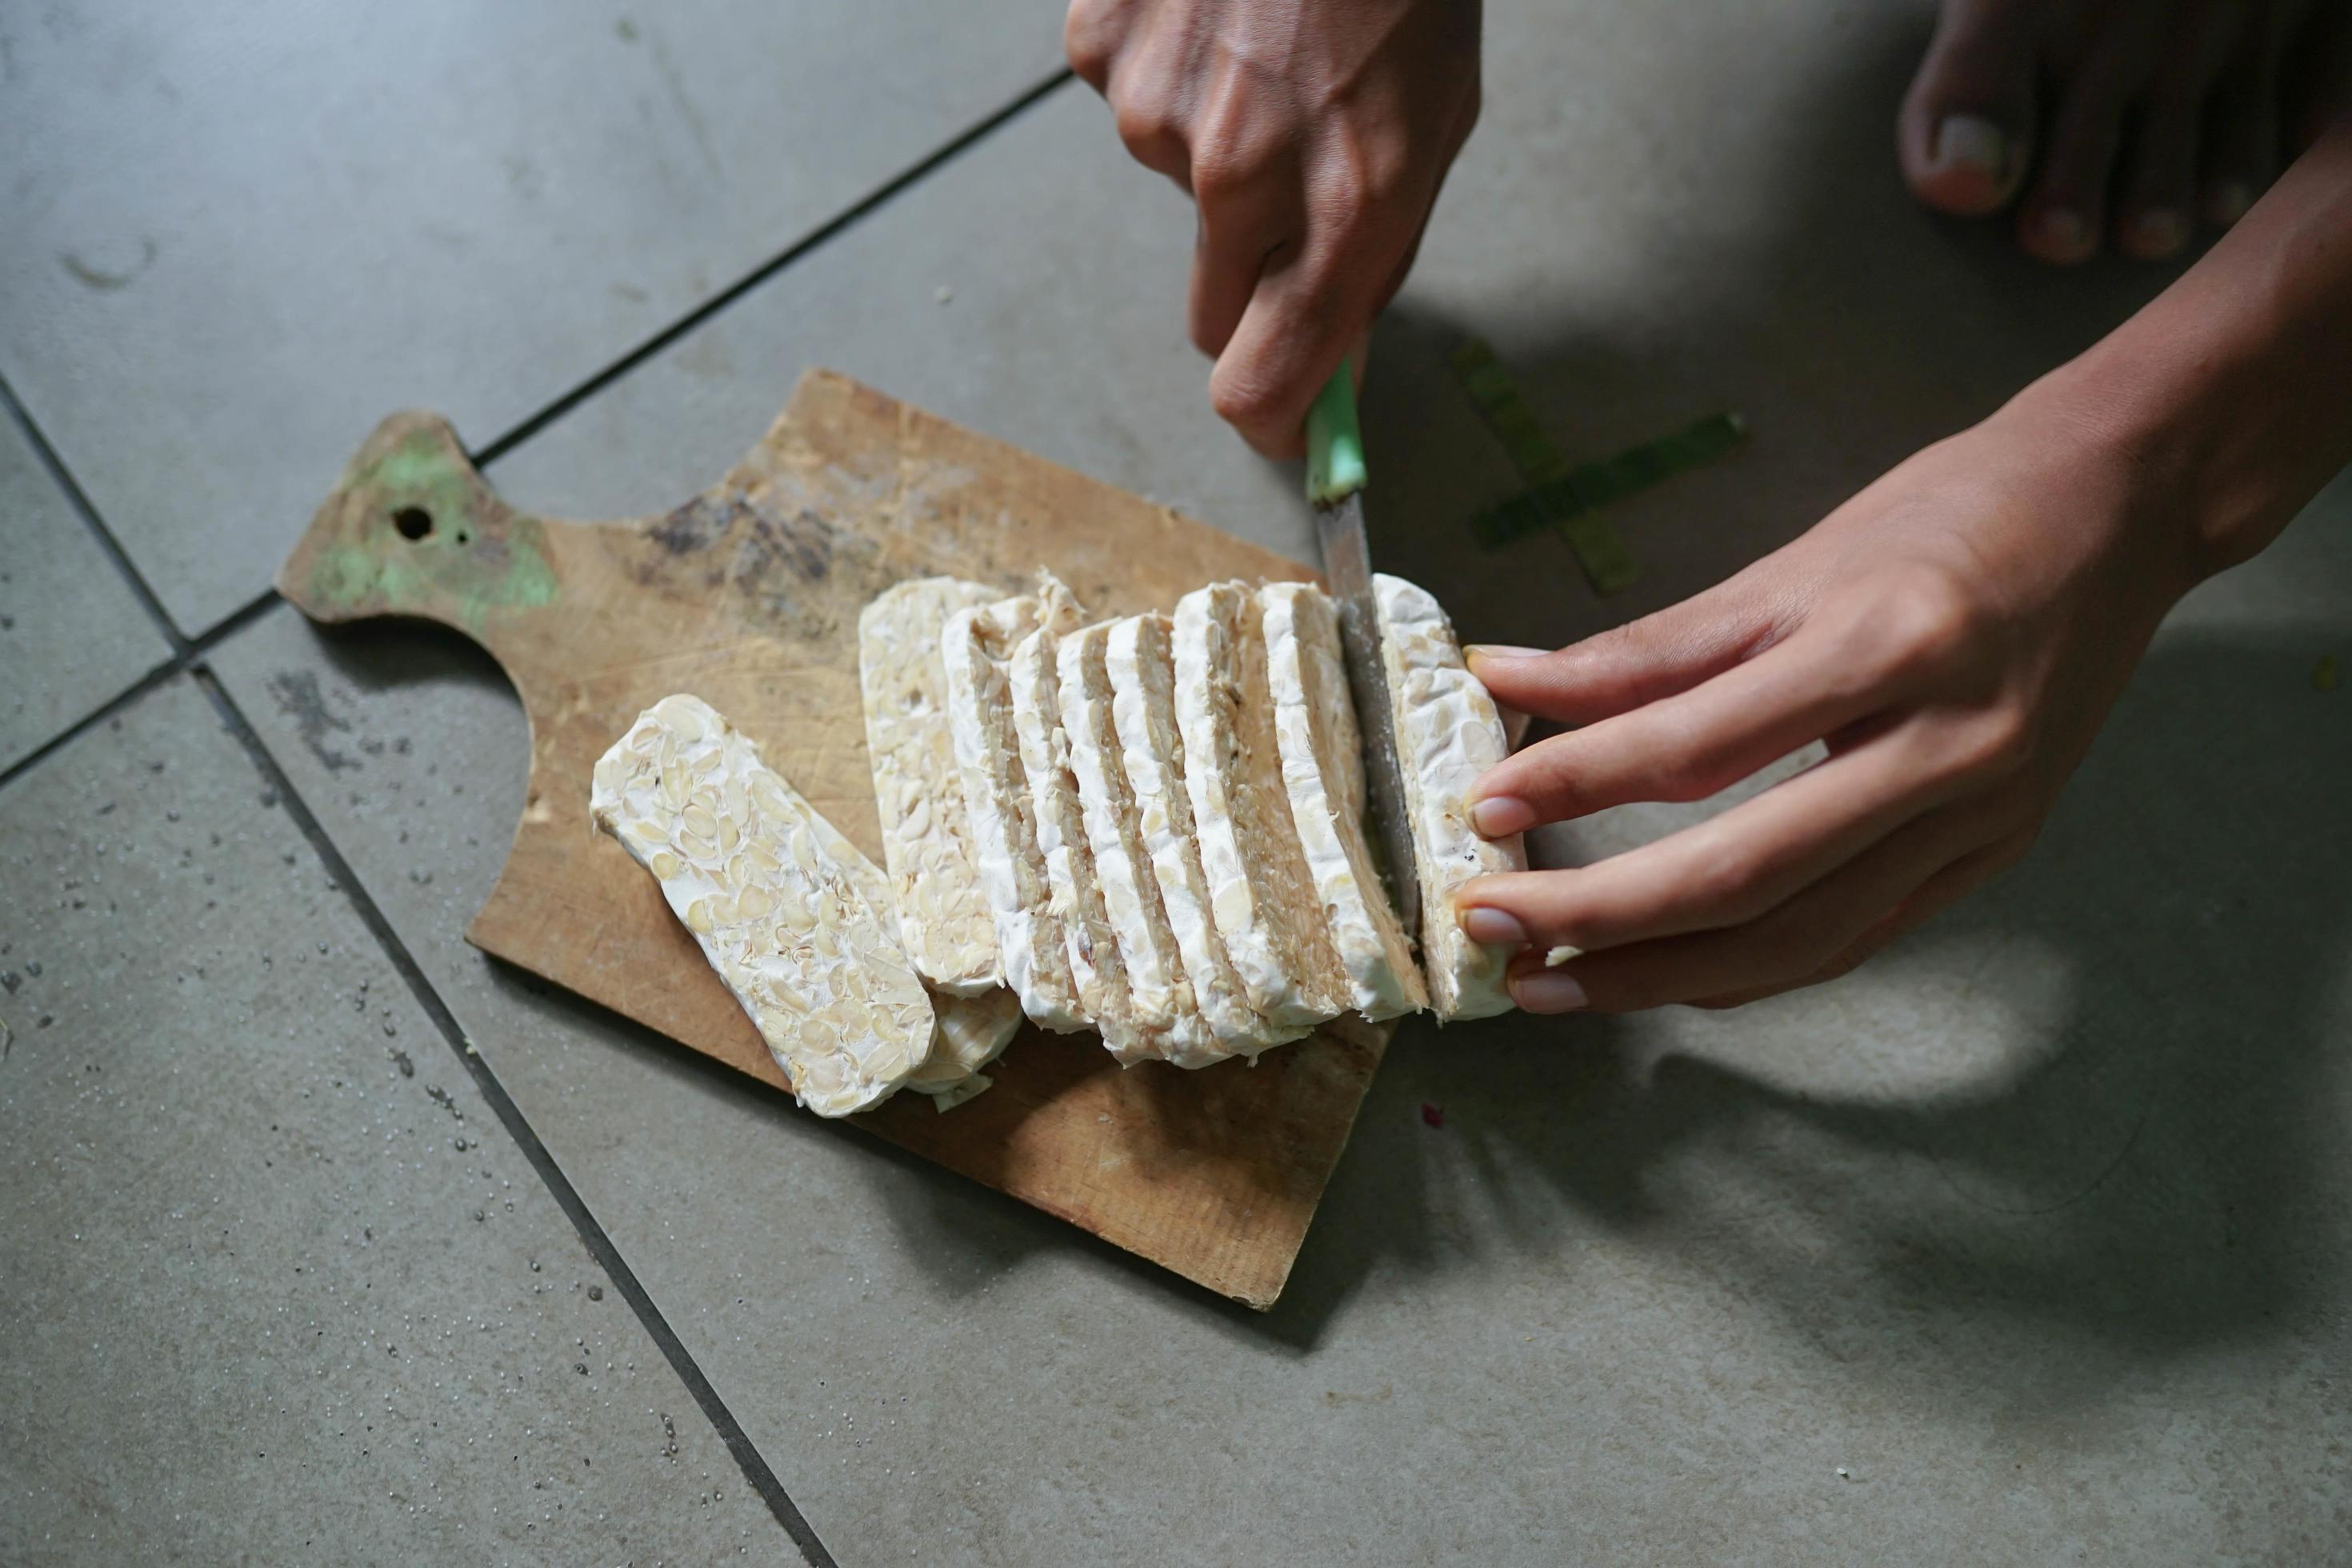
[
  {"x1": 1451, "y1": 394, "x2": 2206, "y2": 1014},
  {"x1": 1065, "y1": 0, "x2": 1482, "y2": 455}
]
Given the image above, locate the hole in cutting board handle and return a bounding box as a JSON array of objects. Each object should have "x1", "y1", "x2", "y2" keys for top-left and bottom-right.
[{"x1": 393, "y1": 506, "x2": 434, "y2": 541}]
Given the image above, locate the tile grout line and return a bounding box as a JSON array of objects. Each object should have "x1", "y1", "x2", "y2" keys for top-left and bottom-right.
[
  {"x1": 1, "y1": 372, "x2": 194, "y2": 654},
  {"x1": 10, "y1": 67, "x2": 1075, "y2": 678},
  {"x1": 473, "y1": 66, "x2": 1074, "y2": 466},
  {"x1": 9, "y1": 66, "x2": 1076, "y2": 1557},
  {"x1": 192, "y1": 662, "x2": 842, "y2": 1568},
  {"x1": 0, "y1": 586, "x2": 283, "y2": 795}
]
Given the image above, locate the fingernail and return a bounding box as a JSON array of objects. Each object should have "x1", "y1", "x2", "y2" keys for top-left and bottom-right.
[
  {"x1": 2123, "y1": 208, "x2": 2186, "y2": 258},
  {"x1": 2203, "y1": 180, "x2": 2254, "y2": 226},
  {"x1": 1465, "y1": 644, "x2": 1547, "y2": 666},
  {"x1": 1934, "y1": 114, "x2": 2009, "y2": 180},
  {"x1": 1469, "y1": 795, "x2": 1534, "y2": 838},
  {"x1": 2033, "y1": 208, "x2": 2094, "y2": 261},
  {"x1": 1457, "y1": 906, "x2": 1528, "y2": 947},
  {"x1": 1513, "y1": 970, "x2": 1589, "y2": 1014}
]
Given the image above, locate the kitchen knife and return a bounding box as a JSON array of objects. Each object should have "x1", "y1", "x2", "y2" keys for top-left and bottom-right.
[{"x1": 1306, "y1": 362, "x2": 1421, "y2": 943}]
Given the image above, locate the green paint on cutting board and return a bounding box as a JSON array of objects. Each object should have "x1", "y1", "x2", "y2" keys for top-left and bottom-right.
[{"x1": 302, "y1": 429, "x2": 560, "y2": 628}]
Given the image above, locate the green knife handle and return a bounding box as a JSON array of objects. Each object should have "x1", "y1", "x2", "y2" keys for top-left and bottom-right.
[{"x1": 1306, "y1": 361, "x2": 1367, "y2": 505}]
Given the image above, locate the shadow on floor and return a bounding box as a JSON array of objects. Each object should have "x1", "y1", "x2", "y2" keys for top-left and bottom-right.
[{"x1": 1278, "y1": 625, "x2": 2349, "y2": 1386}]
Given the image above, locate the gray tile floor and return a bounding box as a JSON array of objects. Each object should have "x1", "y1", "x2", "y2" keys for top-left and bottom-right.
[{"x1": 6, "y1": 2, "x2": 2350, "y2": 1563}]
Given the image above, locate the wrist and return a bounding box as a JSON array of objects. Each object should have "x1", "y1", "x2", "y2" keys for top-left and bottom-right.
[
  {"x1": 2008, "y1": 327, "x2": 2302, "y2": 590},
  {"x1": 2009, "y1": 128, "x2": 2352, "y2": 586}
]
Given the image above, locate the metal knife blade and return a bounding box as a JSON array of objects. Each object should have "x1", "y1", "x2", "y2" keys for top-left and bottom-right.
[
  {"x1": 1315, "y1": 494, "x2": 1421, "y2": 942},
  {"x1": 1306, "y1": 366, "x2": 1420, "y2": 943}
]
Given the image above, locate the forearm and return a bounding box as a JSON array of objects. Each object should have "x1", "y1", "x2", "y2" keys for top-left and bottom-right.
[{"x1": 2020, "y1": 120, "x2": 2352, "y2": 582}]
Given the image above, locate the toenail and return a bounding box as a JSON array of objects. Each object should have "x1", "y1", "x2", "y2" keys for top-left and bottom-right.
[
  {"x1": 1457, "y1": 906, "x2": 1528, "y2": 948},
  {"x1": 2034, "y1": 209, "x2": 2094, "y2": 260},
  {"x1": 2125, "y1": 209, "x2": 2186, "y2": 258},
  {"x1": 2204, "y1": 181, "x2": 2254, "y2": 226},
  {"x1": 1934, "y1": 115, "x2": 2009, "y2": 181}
]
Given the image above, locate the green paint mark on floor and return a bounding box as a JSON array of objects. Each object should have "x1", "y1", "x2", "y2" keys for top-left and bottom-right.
[{"x1": 1450, "y1": 337, "x2": 1746, "y2": 594}]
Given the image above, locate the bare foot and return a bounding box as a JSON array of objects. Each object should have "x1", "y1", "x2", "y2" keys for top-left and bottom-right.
[{"x1": 1899, "y1": 0, "x2": 2352, "y2": 264}]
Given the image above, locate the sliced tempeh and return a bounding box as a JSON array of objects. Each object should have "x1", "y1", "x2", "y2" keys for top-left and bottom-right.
[
  {"x1": 1010, "y1": 618, "x2": 1174, "y2": 1065},
  {"x1": 1262, "y1": 581, "x2": 1429, "y2": 1021},
  {"x1": 906, "y1": 985, "x2": 1023, "y2": 1108},
  {"x1": 1056, "y1": 622, "x2": 1219, "y2": 1067},
  {"x1": 590, "y1": 694, "x2": 932, "y2": 1116},
  {"x1": 1374, "y1": 573, "x2": 1528, "y2": 1021},
  {"x1": 794, "y1": 732, "x2": 1019, "y2": 1106},
  {"x1": 858, "y1": 577, "x2": 1005, "y2": 995},
  {"x1": 1106, "y1": 612, "x2": 1309, "y2": 1062},
  {"x1": 1174, "y1": 581, "x2": 1352, "y2": 1027},
  {"x1": 943, "y1": 573, "x2": 1090, "y2": 1032}
]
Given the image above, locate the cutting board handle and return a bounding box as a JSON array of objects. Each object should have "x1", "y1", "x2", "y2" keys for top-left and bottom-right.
[{"x1": 276, "y1": 413, "x2": 563, "y2": 650}]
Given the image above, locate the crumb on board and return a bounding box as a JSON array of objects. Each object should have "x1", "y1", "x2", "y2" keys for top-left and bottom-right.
[{"x1": 1420, "y1": 1102, "x2": 1445, "y2": 1129}]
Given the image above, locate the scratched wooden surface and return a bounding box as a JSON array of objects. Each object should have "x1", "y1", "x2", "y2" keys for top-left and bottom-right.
[{"x1": 275, "y1": 369, "x2": 1390, "y2": 1308}]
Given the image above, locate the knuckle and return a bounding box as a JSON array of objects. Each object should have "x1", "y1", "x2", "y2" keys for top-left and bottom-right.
[
  {"x1": 1872, "y1": 566, "x2": 1982, "y2": 682},
  {"x1": 1355, "y1": 143, "x2": 1414, "y2": 210},
  {"x1": 1114, "y1": 99, "x2": 1181, "y2": 160},
  {"x1": 1690, "y1": 845, "x2": 1767, "y2": 917},
  {"x1": 1953, "y1": 706, "x2": 2036, "y2": 781},
  {"x1": 1208, "y1": 366, "x2": 1283, "y2": 430},
  {"x1": 1649, "y1": 747, "x2": 1721, "y2": 804},
  {"x1": 1062, "y1": 5, "x2": 1116, "y2": 84},
  {"x1": 1189, "y1": 139, "x2": 1271, "y2": 206}
]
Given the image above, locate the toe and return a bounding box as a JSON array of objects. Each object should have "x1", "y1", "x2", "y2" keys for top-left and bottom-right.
[
  {"x1": 2014, "y1": 10, "x2": 2165, "y2": 265},
  {"x1": 2118, "y1": 2, "x2": 2241, "y2": 258},
  {"x1": 2117, "y1": 98, "x2": 2200, "y2": 259},
  {"x1": 2198, "y1": 61, "x2": 2278, "y2": 226},
  {"x1": 1899, "y1": 0, "x2": 2040, "y2": 216},
  {"x1": 2017, "y1": 90, "x2": 2126, "y2": 266},
  {"x1": 2196, "y1": 0, "x2": 2293, "y2": 227}
]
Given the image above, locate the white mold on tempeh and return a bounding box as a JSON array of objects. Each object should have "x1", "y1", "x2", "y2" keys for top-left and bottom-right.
[
  {"x1": 858, "y1": 577, "x2": 1006, "y2": 995},
  {"x1": 1106, "y1": 612, "x2": 1308, "y2": 1062},
  {"x1": 1261, "y1": 581, "x2": 1428, "y2": 1021},
  {"x1": 1174, "y1": 581, "x2": 1352, "y2": 1027},
  {"x1": 1057, "y1": 621, "x2": 1220, "y2": 1066},
  {"x1": 942, "y1": 573, "x2": 1090, "y2": 1032},
  {"x1": 1374, "y1": 574, "x2": 1527, "y2": 1021}
]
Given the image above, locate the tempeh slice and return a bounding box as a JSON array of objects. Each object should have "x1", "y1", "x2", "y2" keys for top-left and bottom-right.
[
  {"x1": 1261, "y1": 581, "x2": 1428, "y2": 1020},
  {"x1": 797, "y1": 719, "x2": 1020, "y2": 1106},
  {"x1": 590, "y1": 694, "x2": 932, "y2": 1116},
  {"x1": 1056, "y1": 622, "x2": 1219, "y2": 1067},
  {"x1": 858, "y1": 577, "x2": 1004, "y2": 994},
  {"x1": 1174, "y1": 581, "x2": 1352, "y2": 1027},
  {"x1": 1374, "y1": 573, "x2": 1528, "y2": 1021},
  {"x1": 942, "y1": 573, "x2": 1090, "y2": 1032},
  {"x1": 1106, "y1": 612, "x2": 1308, "y2": 1062},
  {"x1": 906, "y1": 985, "x2": 1023, "y2": 1108},
  {"x1": 1010, "y1": 618, "x2": 1188, "y2": 1065}
]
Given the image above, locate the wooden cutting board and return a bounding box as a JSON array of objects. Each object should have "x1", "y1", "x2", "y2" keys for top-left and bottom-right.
[{"x1": 278, "y1": 369, "x2": 1390, "y2": 1309}]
